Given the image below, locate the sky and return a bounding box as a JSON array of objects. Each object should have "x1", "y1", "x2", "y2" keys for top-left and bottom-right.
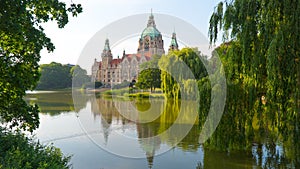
[{"x1": 40, "y1": 0, "x2": 221, "y2": 73}]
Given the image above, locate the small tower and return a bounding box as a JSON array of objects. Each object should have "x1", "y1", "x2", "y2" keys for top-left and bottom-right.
[
  {"x1": 101, "y1": 38, "x2": 113, "y2": 69},
  {"x1": 122, "y1": 49, "x2": 126, "y2": 58},
  {"x1": 168, "y1": 32, "x2": 179, "y2": 51},
  {"x1": 91, "y1": 58, "x2": 99, "y2": 82}
]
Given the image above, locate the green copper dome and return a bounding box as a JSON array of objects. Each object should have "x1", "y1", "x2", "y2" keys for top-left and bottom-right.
[{"x1": 141, "y1": 26, "x2": 161, "y2": 39}]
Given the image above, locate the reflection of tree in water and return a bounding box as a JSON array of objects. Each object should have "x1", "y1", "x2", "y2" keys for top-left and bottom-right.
[
  {"x1": 136, "y1": 100, "x2": 201, "y2": 168},
  {"x1": 89, "y1": 97, "x2": 300, "y2": 168},
  {"x1": 25, "y1": 90, "x2": 89, "y2": 116},
  {"x1": 156, "y1": 100, "x2": 201, "y2": 151},
  {"x1": 200, "y1": 118, "x2": 300, "y2": 168},
  {"x1": 72, "y1": 90, "x2": 91, "y2": 112},
  {"x1": 202, "y1": 149, "x2": 255, "y2": 169},
  {"x1": 200, "y1": 82, "x2": 300, "y2": 168}
]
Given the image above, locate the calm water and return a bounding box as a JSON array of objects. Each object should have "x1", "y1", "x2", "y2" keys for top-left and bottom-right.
[{"x1": 25, "y1": 90, "x2": 299, "y2": 169}]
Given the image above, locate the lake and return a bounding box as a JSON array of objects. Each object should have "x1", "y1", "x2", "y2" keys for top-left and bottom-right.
[{"x1": 25, "y1": 90, "x2": 299, "y2": 169}]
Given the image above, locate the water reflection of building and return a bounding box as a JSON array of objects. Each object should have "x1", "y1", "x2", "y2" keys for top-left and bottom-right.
[
  {"x1": 136, "y1": 123, "x2": 161, "y2": 169},
  {"x1": 90, "y1": 97, "x2": 201, "y2": 168},
  {"x1": 91, "y1": 97, "x2": 133, "y2": 143}
]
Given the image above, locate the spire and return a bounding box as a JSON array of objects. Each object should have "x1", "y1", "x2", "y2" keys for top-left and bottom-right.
[
  {"x1": 147, "y1": 9, "x2": 156, "y2": 28},
  {"x1": 101, "y1": 117, "x2": 111, "y2": 145},
  {"x1": 104, "y1": 38, "x2": 110, "y2": 51},
  {"x1": 102, "y1": 38, "x2": 113, "y2": 59},
  {"x1": 146, "y1": 152, "x2": 154, "y2": 169},
  {"x1": 169, "y1": 31, "x2": 179, "y2": 51},
  {"x1": 172, "y1": 32, "x2": 177, "y2": 39}
]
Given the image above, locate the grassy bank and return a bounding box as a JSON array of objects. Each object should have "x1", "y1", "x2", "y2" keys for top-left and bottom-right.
[{"x1": 99, "y1": 88, "x2": 165, "y2": 99}]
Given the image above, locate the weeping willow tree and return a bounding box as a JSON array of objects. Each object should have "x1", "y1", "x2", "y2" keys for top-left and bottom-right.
[
  {"x1": 209, "y1": 0, "x2": 299, "y2": 131},
  {"x1": 159, "y1": 48, "x2": 208, "y2": 99}
]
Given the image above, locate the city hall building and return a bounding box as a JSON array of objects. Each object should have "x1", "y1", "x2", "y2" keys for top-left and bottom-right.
[{"x1": 91, "y1": 13, "x2": 179, "y2": 86}]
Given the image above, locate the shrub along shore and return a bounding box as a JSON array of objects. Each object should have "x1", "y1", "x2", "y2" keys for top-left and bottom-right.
[{"x1": 96, "y1": 88, "x2": 165, "y2": 99}]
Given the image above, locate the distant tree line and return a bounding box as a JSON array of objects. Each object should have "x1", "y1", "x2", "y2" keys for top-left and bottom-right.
[{"x1": 36, "y1": 62, "x2": 90, "y2": 90}]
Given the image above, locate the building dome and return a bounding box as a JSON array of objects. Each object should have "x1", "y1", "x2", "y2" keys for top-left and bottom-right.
[
  {"x1": 137, "y1": 11, "x2": 165, "y2": 56},
  {"x1": 141, "y1": 26, "x2": 161, "y2": 39}
]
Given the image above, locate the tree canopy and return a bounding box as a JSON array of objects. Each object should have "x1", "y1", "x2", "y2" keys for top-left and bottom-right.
[
  {"x1": 209, "y1": 0, "x2": 299, "y2": 114},
  {"x1": 71, "y1": 65, "x2": 91, "y2": 88},
  {"x1": 36, "y1": 62, "x2": 72, "y2": 89},
  {"x1": 36, "y1": 63, "x2": 90, "y2": 90},
  {"x1": 159, "y1": 48, "x2": 208, "y2": 99},
  {"x1": 136, "y1": 55, "x2": 162, "y2": 92},
  {"x1": 0, "y1": 0, "x2": 82, "y2": 131},
  {"x1": 204, "y1": 0, "x2": 300, "y2": 155}
]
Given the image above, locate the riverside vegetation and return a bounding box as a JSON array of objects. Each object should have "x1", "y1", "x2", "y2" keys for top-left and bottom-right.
[{"x1": 0, "y1": 0, "x2": 82, "y2": 168}]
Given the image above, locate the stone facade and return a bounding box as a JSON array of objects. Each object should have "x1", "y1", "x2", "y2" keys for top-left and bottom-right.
[{"x1": 91, "y1": 13, "x2": 179, "y2": 86}]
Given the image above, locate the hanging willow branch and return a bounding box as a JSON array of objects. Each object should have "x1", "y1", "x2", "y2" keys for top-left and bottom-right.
[{"x1": 209, "y1": 0, "x2": 300, "y2": 119}]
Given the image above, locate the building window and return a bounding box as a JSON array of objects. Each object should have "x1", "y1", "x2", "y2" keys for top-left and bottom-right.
[{"x1": 145, "y1": 39, "x2": 149, "y2": 50}]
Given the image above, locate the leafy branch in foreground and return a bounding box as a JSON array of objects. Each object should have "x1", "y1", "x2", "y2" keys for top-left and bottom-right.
[
  {"x1": 0, "y1": 127, "x2": 71, "y2": 168},
  {"x1": 0, "y1": 0, "x2": 82, "y2": 131}
]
